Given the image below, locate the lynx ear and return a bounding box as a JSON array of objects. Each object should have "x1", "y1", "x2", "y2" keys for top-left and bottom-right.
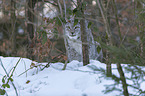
[
  {"x1": 65, "y1": 16, "x2": 75, "y2": 23},
  {"x1": 65, "y1": 18, "x2": 71, "y2": 23},
  {"x1": 66, "y1": 19, "x2": 71, "y2": 23},
  {"x1": 65, "y1": 18, "x2": 68, "y2": 22}
]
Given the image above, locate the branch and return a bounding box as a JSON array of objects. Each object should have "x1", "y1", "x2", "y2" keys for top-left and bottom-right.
[{"x1": 0, "y1": 58, "x2": 18, "y2": 96}]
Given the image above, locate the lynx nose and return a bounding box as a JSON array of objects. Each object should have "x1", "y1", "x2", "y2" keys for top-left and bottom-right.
[{"x1": 70, "y1": 31, "x2": 76, "y2": 36}]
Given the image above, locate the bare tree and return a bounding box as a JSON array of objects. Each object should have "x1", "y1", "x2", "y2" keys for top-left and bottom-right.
[
  {"x1": 117, "y1": 63, "x2": 129, "y2": 96},
  {"x1": 10, "y1": 0, "x2": 16, "y2": 53},
  {"x1": 96, "y1": 0, "x2": 113, "y2": 76},
  {"x1": 26, "y1": 0, "x2": 36, "y2": 59}
]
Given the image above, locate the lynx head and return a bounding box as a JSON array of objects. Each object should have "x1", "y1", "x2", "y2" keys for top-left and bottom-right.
[{"x1": 65, "y1": 18, "x2": 81, "y2": 40}]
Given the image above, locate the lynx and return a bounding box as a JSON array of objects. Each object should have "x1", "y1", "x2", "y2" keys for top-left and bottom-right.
[{"x1": 64, "y1": 17, "x2": 103, "y2": 62}]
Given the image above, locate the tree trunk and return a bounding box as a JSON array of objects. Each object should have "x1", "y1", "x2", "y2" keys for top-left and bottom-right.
[
  {"x1": 80, "y1": 19, "x2": 89, "y2": 66},
  {"x1": 117, "y1": 63, "x2": 129, "y2": 96},
  {"x1": 27, "y1": 0, "x2": 36, "y2": 59},
  {"x1": 78, "y1": 0, "x2": 90, "y2": 66},
  {"x1": 11, "y1": 0, "x2": 16, "y2": 53}
]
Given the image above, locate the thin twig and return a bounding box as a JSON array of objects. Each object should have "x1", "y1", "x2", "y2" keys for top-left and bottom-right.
[
  {"x1": 96, "y1": 0, "x2": 112, "y2": 44},
  {"x1": 61, "y1": 0, "x2": 68, "y2": 70},
  {"x1": 10, "y1": 58, "x2": 21, "y2": 77},
  {"x1": 112, "y1": 0, "x2": 122, "y2": 42},
  {"x1": 0, "y1": 58, "x2": 18, "y2": 96},
  {"x1": 63, "y1": 0, "x2": 67, "y2": 20},
  {"x1": 57, "y1": 0, "x2": 63, "y2": 18}
]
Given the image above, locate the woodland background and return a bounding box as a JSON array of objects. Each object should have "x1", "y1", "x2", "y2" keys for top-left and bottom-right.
[{"x1": 0, "y1": 0, "x2": 144, "y2": 69}]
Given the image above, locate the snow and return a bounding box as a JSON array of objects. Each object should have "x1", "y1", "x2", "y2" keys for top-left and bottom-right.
[{"x1": 0, "y1": 56, "x2": 145, "y2": 96}]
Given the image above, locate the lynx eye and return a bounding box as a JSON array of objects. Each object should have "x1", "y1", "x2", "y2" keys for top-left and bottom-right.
[
  {"x1": 77, "y1": 37, "x2": 80, "y2": 39},
  {"x1": 66, "y1": 26, "x2": 71, "y2": 30},
  {"x1": 74, "y1": 26, "x2": 80, "y2": 29}
]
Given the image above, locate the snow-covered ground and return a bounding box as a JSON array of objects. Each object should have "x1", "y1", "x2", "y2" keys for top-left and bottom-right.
[{"x1": 0, "y1": 56, "x2": 145, "y2": 96}]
